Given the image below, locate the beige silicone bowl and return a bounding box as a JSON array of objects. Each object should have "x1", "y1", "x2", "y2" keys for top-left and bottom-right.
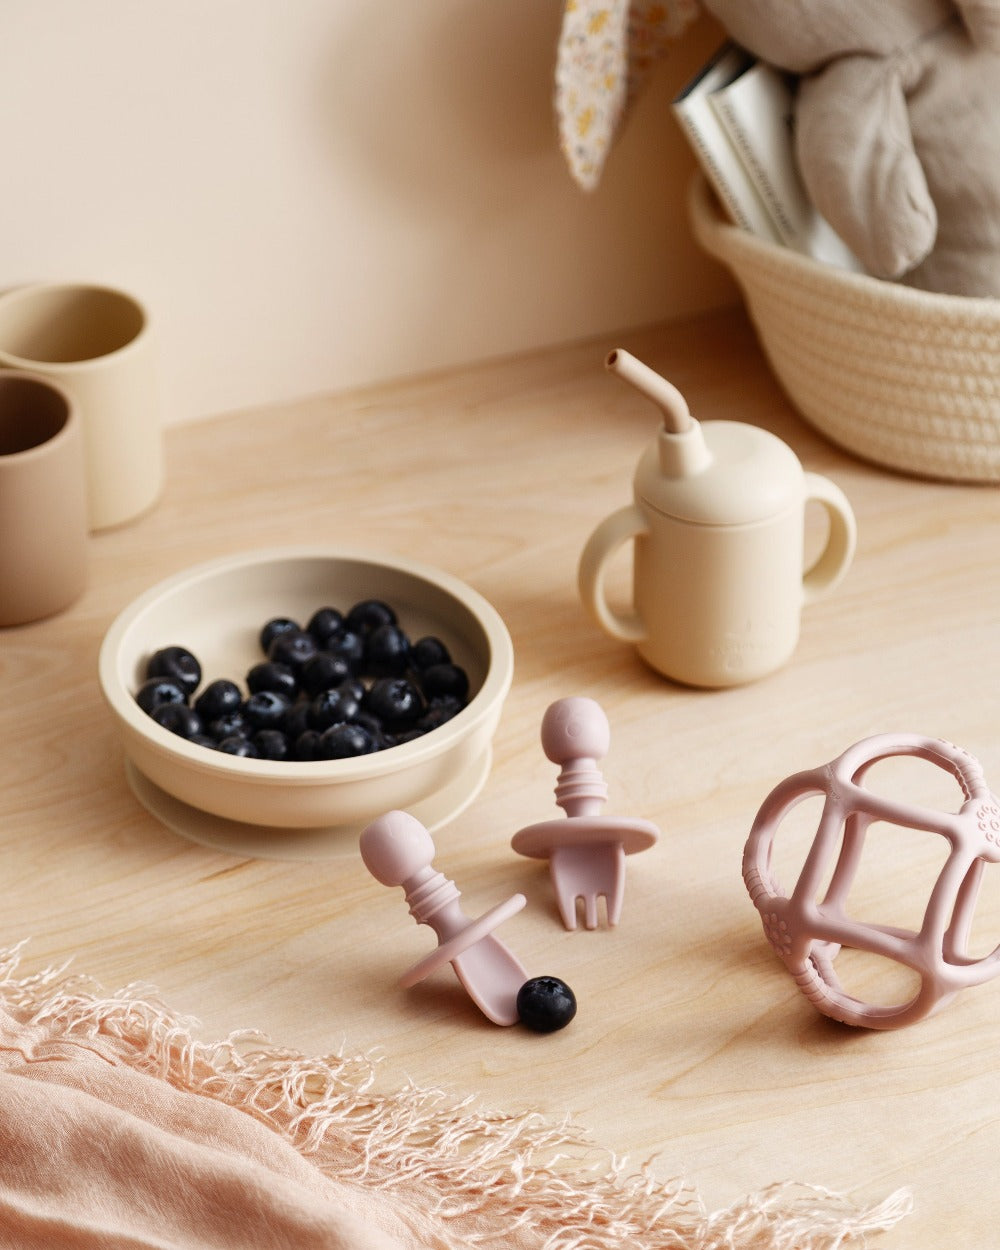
[
  {"x1": 689, "y1": 173, "x2": 1000, "y2": 483},
  {"x1": 98, "y1": 547, "x2": 513, "y2": 852}
]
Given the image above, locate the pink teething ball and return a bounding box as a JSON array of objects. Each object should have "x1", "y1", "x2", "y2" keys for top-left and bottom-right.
[{"x1": 743, "y1": 733, "x2": 1000, "y2": 1029}]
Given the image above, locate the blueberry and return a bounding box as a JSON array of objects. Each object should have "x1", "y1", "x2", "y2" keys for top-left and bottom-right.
[
  {"x1": 146, "y1": 645, "x2": 201, "y2": 696},
  {"x1": 246, "y1": 660, "x2": 298, "y2": 699},
  {"x1": 189, "y1": 734, "x2": 218, "y2": 750},
  {"x1": 300, "y1": 652, "x2": 353, "y2": 697},
  {"x1": 267, "y1": 630, "x2": 318, "y2": 672},
  {"x1": 365, "y1": 623, "x2": 411, "y2": 677},
  {"x1": 243, "y1": 689, "x2": 292, "y2": 730},
  {"x1": 409, "y1": 635, "x2": 451, "y2": 671},
  {"x1": 193, "y1": 679, "x2": 242, "y2": 722},
  {"x1": 151, "y1": 703, "x2": 204, "y2": 740},
  {"x1": 293, "y1": 729, "x2": 325, "y2": 761},
  {"x1": 324, "y1": 628, "x2": 365, "y2": 670},
  {"x1": 306, "y1": 606, "x2": 344, "y2": 648},
  {"x1": 282, "y1": 701, "x2": 311, "y2": 741},
  {"x1": 419, "y1": 662, "x2": 469, "y2": 703},
  {"x1": 307, "y1": 683, "x2": 361, "y2": 731},
  {"x1": 217, "y1": 735, "x2": 260, "y2": 757},
  {"x1": 365, "y1": 677, "x2": 424, "y2": 728},
  {"x1": 135, "y1": 676, "x2": 188, "y2": 714},
  {"x1": 259, "y1": 617, "x2": 299, "y2": 653},
  {"x1": 252, "y1": 729, "x2": 291, "y2": 760},
  {"x1": 346, "y1": 599, "x2": 396, "y2": 634},
  {"x1": 318, "y1": 722, "x2": 379, "y2": 759},
  {"x1": 340, "y1": 676, "x2": 366, "y2": 703},
  {"x1": 207, "y1": 710, "x2": 250, "y2": 741},
  {"x1": 351, "y1": 709, "x2": 389, "y2": 747},
  {"x1": 516, "y1": 976, "x2": 577, "y2": 1033},
  {"x1": 417, "y1": 695, "x2": 464, "y2": 732},
  {"x1": 134, "y1": 601, "x2": 463, "y2": 765}
]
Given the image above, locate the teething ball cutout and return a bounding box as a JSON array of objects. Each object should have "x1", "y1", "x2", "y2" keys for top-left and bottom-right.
[{"x1": 743, "y1": 735, "x2": 1000, "y2": 1029}]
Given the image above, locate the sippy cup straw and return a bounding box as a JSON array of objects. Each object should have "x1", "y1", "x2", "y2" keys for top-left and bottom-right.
[
  {"x1": 606, "y1": 348, "x2": 693, "y2": 433},
  {"x1": 511, "y1": 697, "x2": 659, "y2": 930},
  {"x1": 360, "y1": 810, "x2": 529, "y2": 1025}
]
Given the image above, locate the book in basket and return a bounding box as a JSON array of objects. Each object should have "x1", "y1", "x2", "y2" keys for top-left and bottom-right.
[{"x1": 673, "y1": 42, "x2": 860, "y2": 270}]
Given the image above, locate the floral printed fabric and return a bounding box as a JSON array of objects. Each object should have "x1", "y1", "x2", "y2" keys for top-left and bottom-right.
[{"x1": 555, "y1": 0, "x2": 702, "y2": 190}]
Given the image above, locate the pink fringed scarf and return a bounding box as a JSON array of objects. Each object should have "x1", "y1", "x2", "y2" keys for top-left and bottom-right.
[{"x1": 0, "y1": 943, "x2": 911, "y2": 1249}]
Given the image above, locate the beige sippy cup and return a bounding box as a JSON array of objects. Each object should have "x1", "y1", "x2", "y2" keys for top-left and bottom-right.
[{"x1": 578, "y1": 350, "x2": 857, "y2": 688}]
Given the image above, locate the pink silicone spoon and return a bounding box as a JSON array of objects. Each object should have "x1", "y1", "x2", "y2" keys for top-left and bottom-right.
[{"x1": 360, "y1": 809, "x2": 528, "y2": 1026}]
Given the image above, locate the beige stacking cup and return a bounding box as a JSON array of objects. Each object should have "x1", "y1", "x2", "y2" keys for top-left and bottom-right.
[
  {"x1": 0, "y1": 372, "x2": 88, "y2": 626},
  {"x1": 0, "y1": 283, "x2": 163, "y2": 531}
]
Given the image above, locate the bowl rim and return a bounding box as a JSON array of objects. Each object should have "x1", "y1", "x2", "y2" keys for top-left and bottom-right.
[{"x1": 98, "y1": 544, "x2": 514, "y2": 788}]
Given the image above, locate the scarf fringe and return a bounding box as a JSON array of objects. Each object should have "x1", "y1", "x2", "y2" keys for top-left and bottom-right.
[{"x1": 0, "y1": 943, "x2": 911, "y2": 1250}]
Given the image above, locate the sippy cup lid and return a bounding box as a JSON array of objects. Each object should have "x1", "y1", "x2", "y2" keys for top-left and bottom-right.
[
  {"x1": 634, "y1": 419, "x2": 805, "y2": 526},
  {"x1": 603, "y1": 349, "x2": 804, "y2": 526}
]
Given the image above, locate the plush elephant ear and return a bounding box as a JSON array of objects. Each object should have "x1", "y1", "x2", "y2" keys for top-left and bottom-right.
[{"x1": 795, "y1": 57, "x2": 937, "y2": 279}]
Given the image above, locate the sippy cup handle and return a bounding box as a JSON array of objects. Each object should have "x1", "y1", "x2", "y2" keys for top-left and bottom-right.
[
  {"x1": 577, "y1": 504, "x2": 648, "y2": 644},
  {"x1": 801, "y1": 472, "x2": 857, "y2": 605}
]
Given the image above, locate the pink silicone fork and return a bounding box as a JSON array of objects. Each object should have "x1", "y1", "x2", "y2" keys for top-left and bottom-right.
[
  {"x1": 360, "y1": 809, "x2": 528, "y2": 1025},
  {"x1": 511, "y1": 697, "x2": 659, "y2": 930}
]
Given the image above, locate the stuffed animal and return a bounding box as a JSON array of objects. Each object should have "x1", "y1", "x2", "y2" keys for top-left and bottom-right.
[{"x1": 701, "y1": 0, "x2": 1000, "y2": 297}]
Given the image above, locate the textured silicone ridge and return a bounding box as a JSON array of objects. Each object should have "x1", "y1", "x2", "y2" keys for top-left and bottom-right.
[{"x1": 744, "y1": 733, "x2": 1000, "y2": 1029}]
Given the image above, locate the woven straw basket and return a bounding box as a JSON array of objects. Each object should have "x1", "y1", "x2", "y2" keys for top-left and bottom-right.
[{"x1": 688, "y1": 174, "x2": 1000, "y2": 483}]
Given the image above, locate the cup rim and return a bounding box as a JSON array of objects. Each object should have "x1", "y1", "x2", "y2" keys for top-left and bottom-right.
[
  {"x1": 0, "y1": 369, "x2": 79, "y2": 461},
  {"x1": 0, "y1": 282, "x2": 149, "y2": 370}
]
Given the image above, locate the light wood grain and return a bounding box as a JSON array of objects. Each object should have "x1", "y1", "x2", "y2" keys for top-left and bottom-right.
[{"x1": 4, "y1": 307, "x2": 1000, "y2": 1242}]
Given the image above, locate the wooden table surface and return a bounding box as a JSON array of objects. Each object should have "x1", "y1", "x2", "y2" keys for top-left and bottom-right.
[{"x1": 5, "y1": 306, "x2": 1000, "y2": 1244}]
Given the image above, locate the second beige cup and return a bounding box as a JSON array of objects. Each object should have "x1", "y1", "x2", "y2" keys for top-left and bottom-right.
[
  {"x1": 0, "y1": 371, "x2": 88, "y2": 626},
  {"x1": 0, "y1": 283, "x2": 163, "y2": 531}
]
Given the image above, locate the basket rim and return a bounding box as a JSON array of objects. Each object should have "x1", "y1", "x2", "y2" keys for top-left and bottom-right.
[{"x1": 687, "y1": 173, "x2": 1000, "y2": 324}]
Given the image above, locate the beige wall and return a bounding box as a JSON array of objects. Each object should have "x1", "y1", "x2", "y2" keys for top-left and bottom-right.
[{"x1": 0, "y1": 3, "x2": 731, "y2": 424}]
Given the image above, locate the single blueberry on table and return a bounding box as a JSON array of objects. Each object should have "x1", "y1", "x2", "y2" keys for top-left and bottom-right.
[
  {"x1": 146, "y1": 646, "x2": 202, "y2": 697},
  {"x1": 516, "y1": 976, "x2": 577, "y2": 1033}
]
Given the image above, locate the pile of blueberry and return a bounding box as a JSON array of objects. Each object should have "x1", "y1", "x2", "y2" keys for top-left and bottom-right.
[{"x1": 134, "y1": 598, "x2": 471, "y2": 761}]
